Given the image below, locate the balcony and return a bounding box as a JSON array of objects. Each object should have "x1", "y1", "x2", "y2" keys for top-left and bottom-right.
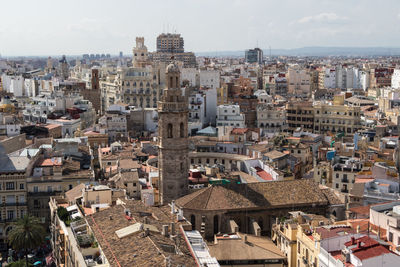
[
  {"x1": 341, "y1": 178, "x2": 349, "y2": 183},
  {"x1": 3, "y1": 202, "x2": 27, "y2": 206},
  {"x1": 341, "y1": 188, "x2": 349, "y2": 193},
  {"x1": 29, "y1": 190, "x2": 63, "y2": 196}
]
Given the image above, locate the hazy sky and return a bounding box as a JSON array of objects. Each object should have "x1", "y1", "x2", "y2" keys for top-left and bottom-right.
[{"x1": 1, "y1": 0, "x2": 400, "y2": 56}]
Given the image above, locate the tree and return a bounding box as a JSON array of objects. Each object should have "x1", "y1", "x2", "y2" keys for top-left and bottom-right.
[
  {"x1": 8, "y1": 215, "x2": 45, "y2": 267},
  {"x1": 9, "y1": 259, "x2": 32, "y2": 267}
]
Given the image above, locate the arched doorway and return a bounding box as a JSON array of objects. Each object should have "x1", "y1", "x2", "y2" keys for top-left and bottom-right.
[
  {"x1": 213, "y1": 215, "x2": 219, "y2": 234},
  {"x1": 190, "y1": 215, "x2": 196, "y2": 230},
  {"x1": 258, "y1": 217, "x2": 264, "y2": 231}
]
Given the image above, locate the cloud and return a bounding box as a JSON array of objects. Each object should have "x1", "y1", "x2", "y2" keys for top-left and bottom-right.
[{"x1": 297, "y1": 13, "x2": 348, "y2": 24}]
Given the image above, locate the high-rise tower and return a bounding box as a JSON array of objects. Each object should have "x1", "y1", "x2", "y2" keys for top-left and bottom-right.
[{"x1": 158, "y1": 60, "x2": 188, "y2": 204}]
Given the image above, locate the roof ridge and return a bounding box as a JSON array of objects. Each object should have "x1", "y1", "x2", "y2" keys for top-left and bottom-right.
[
  {"x1": 204, "y1": 185, "x2": 215, "y2": 209},
  {"x1": 185, "y1": 186, "x2": 213, "y2": 209}
]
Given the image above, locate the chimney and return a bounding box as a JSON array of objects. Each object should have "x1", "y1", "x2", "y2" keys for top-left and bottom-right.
[
  {"x1": 162, "y1": 225, "x2": 169, "y2": 237},
  {"x1": 356, "y1": 225, "x2": 360, "y2": 233},
  {"x1": 351, "y1": 237, "x2": 355, "y2": 245},
  {"x1": 171, "y1": 200, "x2": 175, "y2": 214},
  {"x1": 244, "y1": 234, "x2": 248, "y2": 243},
  {"x1": 357, "y1": 240, "x2": 362, "y2": 249},
  {"x1": 144, "y1": 217, "x2": 149, "y2": 224}
]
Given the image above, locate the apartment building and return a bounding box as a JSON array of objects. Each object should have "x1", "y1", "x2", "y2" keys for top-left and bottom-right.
[
  {"x1": 313, "y1": 104, "x2": 361, "y2": 135},
  {"x1": 118, "y1": 67, "x2": 159, "y2": 109},
  {"x1": 287, "y1": 67, "x2": 311, "y2": 98},
  {"x1": 370, "y1": 201, "x2": 400, "y2": 254},
  {"x1": 216, "y1": 104, "x2": 245, "y2": 128},
  {"x1": 332, "y1": 160, "x2": 363, "y2": 195},
  {"x1": 286, "y1": 101, "x2": 314, "y2": 133},
  {"x1": 272, "y1": 211, "x2": 330, "y2": 267},
  {"x1": 0, "y1": 154, "x2": 31, "y2": 250},
  {"x1": 256, "y1": 104, "x2": 287, "y2": 135}
]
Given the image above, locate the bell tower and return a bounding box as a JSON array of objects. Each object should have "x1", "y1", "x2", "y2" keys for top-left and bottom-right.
[
  {"x1": 158, "y1": 60, "x2": 188, "y2": 204},
  {"x1": 132, "y1": 37, "x2": 148, "y2": 68}
]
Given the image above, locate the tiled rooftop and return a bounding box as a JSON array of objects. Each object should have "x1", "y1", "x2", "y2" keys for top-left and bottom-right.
[
  {"x1": 87, "y1": 199, "x2": 197, "y2": 267},
  {"x1": 176, "y1": 179, "x2": 342, "y2": 211}
]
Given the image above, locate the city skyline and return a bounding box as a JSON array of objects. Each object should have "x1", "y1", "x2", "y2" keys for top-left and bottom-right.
[{"x1": 1, "y1": 0, "x2": 400, "y2": 56}]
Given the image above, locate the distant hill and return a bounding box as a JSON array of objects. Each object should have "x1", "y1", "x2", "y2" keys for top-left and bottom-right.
[{"x1": 196, "y1": 47, "x2": 400, "y2": 57}]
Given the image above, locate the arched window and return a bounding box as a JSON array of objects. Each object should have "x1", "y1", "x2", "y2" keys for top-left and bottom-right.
[
  {"x1": 258, "y1": 217, "x2": 264, "y2": 232},
  {"x1": 167, "y1": 123, "x2": 173, "y2": 138},
  {"x1": 170, "y1": 77, "x2": 173, "y2": 88},
  {"x1": 213, "y1": 215, "x2": 219, "y2": 234},
  {"x1": 190, "y1": 215, "x2": 196, "y2": 229},
  {"x1": 180, "y1": 122, "x2": 184, "y2": 138}
]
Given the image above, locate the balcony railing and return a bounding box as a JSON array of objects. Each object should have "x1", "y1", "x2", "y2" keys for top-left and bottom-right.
[
  {"x1": 3, "y1": 202, "x2": 27, "y2": 206},
  {"x1": 29, "y1": 191, "x2": 63, "y2": 196}
]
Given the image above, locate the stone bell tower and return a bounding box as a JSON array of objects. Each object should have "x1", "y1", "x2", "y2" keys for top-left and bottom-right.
[
  {"x1": 132, "y1": 37, "x2": 149, "y2": 68},
  {"x1": 158, "y1": 60, "x2": 189, "y2": 204}
]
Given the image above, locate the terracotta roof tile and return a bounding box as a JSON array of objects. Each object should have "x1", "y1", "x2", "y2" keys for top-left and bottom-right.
[{"x1": 176, "y1": 179, "x2": 339, "y2": 211}]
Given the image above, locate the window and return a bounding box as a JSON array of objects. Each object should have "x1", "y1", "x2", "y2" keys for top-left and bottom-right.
[
  {"x1": 6, "y1": 182, "x2": 14, "y2": 190},
  {"x1": 180, "y1": 122, "x2": 184, "y2": 138},
  {"x1": 389, "y1": 232, "x2": 393, "y2": 242},
  {"x1": 34, "y1": 199, "x2": 40, "y2": 208},
  {"x1": 336, "y1": 183, "x2": 339, "y2": 188},
  {"x1": 6, "y1": 195, "x2": 15, "y2": 204},
  {"x1": 7, "y1": 210, "x2": 14, "y2": 220},
  {"x1": 33, "y1": 186, "x2": 38, "y2": 193},
  {"x1": 19, "y1": 195, "x2": 25, "y2": 204},
  {"x1": 47, "y1": 186, "x2": 52, "y2": 193},
  {"x1": 167, "y1": 123, "x2": 173, "y2": 138},
  {"x1": 19, "y1": 184, "x2": 24, "y2": 190}
]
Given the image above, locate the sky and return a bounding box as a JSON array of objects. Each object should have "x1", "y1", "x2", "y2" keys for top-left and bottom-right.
[{"x1": 1, "y1": 0, "x2": 400, "y2": 56}]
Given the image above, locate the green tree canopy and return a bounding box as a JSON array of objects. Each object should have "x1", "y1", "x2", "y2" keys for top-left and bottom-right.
[{"x1": 8, "y1": 215, "x2": 45, "y2": 267}]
